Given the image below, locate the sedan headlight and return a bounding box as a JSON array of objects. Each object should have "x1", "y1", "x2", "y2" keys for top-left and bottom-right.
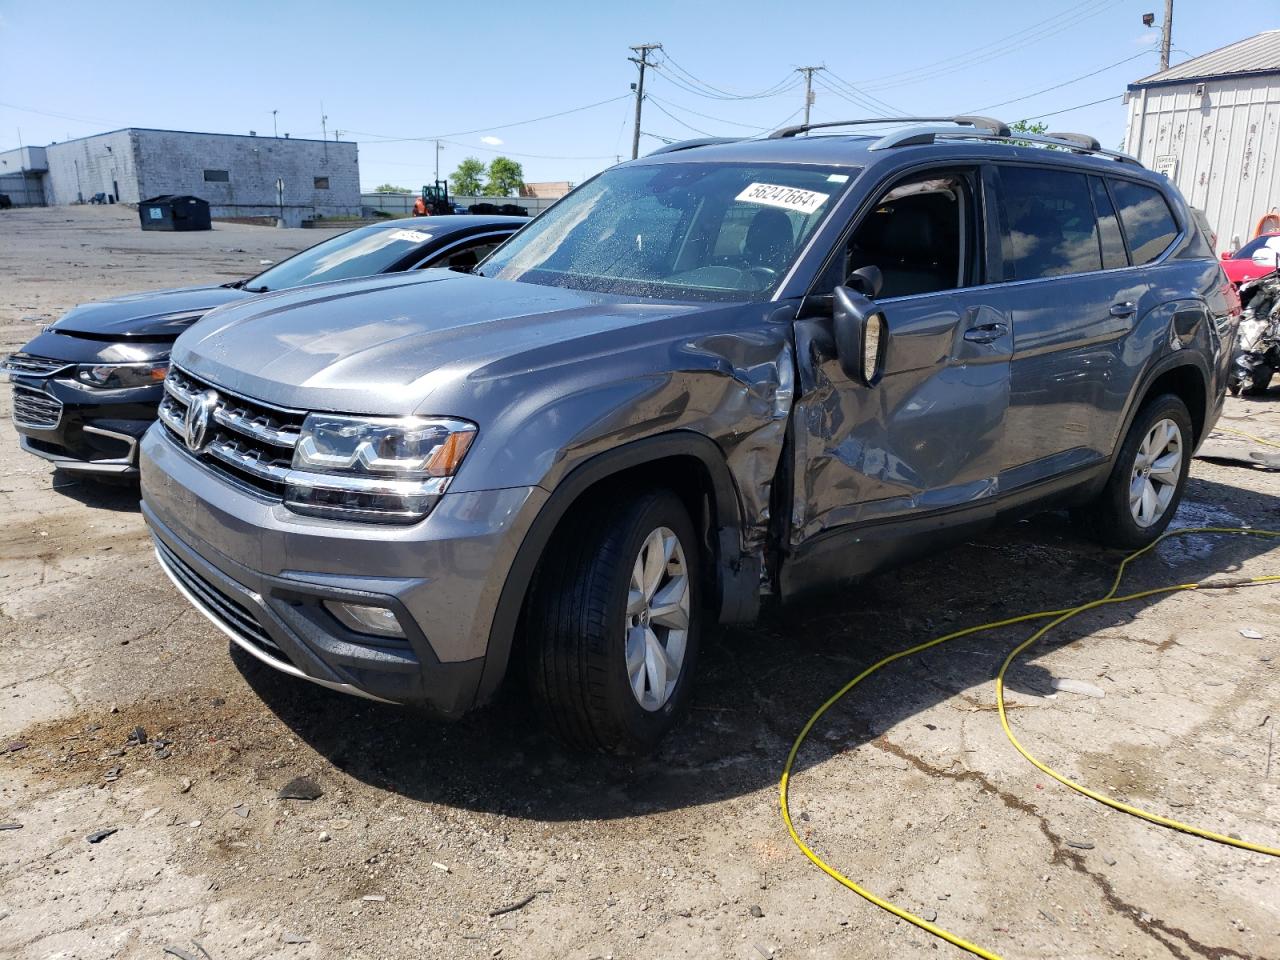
[
  {"x1": 76, "y1": 361, "x2": 170, "y2": 389},
  {"x1": 285, "y1": 414, "x2": 476, "y2": 523}
]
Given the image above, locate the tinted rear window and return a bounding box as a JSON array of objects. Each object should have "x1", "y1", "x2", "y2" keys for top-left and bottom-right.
[
  {"x1": 1090, "y1": 177, "x2": 1128, "y2": 270},
  {"x1": 998, "y1": 166, "x2": 1102, "y2": 280},
  {"x1": 1109, "y1": 179, "x2": 1179, "y2": 264}
]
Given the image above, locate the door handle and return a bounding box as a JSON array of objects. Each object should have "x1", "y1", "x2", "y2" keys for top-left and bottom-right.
[
  {"x1": 963, "y1": 322, "x2": 1008, "y2": 344},
  {"x1": 1110, "y1": 301, "x2": 1137, "y2": 318}
]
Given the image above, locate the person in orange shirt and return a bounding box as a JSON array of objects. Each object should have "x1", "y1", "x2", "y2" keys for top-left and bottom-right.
[{"x1": 413, "y1": 195, "x2": 428, "y2": 216}]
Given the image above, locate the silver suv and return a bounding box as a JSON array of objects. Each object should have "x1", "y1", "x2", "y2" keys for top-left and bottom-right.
[{"x1": 140, "y1": 117, "x2": 1238, "y2": 753}]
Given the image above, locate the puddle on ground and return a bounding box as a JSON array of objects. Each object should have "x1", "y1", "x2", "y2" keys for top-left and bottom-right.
[{"x1": 1159, "y1": 499, "x2": 1249, "y2": 564}]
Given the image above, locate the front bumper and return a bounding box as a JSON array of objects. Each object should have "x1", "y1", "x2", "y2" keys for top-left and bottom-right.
[
  {"x1": 140, "y1": 424, "x2": 546, "y2": 715},
  {"x1": 10, "y1": 374, "x2": 162, "y2": 475}
]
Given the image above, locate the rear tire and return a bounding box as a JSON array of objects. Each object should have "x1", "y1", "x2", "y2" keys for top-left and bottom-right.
[
  {"x1": 1073, "y1": 394, "x2": 1192, "y2": 549},
  {"x1": 524, "y1": 487, "x2": 702, "y2": 754}
]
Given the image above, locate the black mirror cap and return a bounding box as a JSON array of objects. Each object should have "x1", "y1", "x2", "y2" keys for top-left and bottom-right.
[
  {"x1": 832, "y1": 285, "x2": 887, "y2": 386},
  {"x1": 848, "y1": 265, "x2": 883, "y2": 298}
]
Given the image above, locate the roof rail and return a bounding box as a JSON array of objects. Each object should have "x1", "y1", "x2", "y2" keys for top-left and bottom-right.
[
  {"x1": 933, "y1": 130, "x2": 1143, "y2": 165},
  {"x1": 645, "y1": 137, "x2": 741, "y2": 157},
  {"x1": 1046, "y1": 131, "x2": 1101, "y2": 151},
  {"x1": 767, "y1": 115, "x2": 1009, "y2": 140}
]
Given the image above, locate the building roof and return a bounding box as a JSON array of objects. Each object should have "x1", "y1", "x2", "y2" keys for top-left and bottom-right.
[
  {"x1": 41, "y1": 127, "x2": 350, "y2": 148},
  {"x1": 1130, "y1": 30, "x2": 1280, "y2": 89}
]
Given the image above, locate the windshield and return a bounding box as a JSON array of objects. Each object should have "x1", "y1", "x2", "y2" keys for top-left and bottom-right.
[
  {"x1": 245, "y1": 224, "x2": 435, "y2": 291},
  {"x1": 476, "y1": 161, "x2": 856, "y2": 301},
  {"x1": 1233, "y1": 234, "x2": 1280, "y2": 260}
]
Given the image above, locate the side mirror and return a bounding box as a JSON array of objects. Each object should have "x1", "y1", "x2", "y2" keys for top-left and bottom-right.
[
  {"x1": 1221, "y1": 251, "x2": 1232, "y2": 261},
  {"x1": 848, "y1": 265, "x2": 883, "y2": 298},
  {"x1": 832, "y1": 285, "x2": 887, "y2": 385}
]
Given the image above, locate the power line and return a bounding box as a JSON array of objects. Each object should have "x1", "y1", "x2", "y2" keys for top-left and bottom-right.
[
  {"x1": 855, "y1": 0, "x2": 1120, "y2": 91},
  {"x1": 0, "y1": 99, "x2": 122, "y2": 129},
  {"x1": 812, "y1": 75, "x2": 894, "y2": 119},
  {"x1": 645, "y1": 97, "x2": 715, "y2": 138},
  {"x1": 345, "y1": 95, "x2": 631, "y2": 144},
  {"x1": 1018, "y1": 94, "x2": 1122, "y2": 122},
  {"x1": 655, "y1": 50, "x2": 800, "y2": 101},
  {"x1": 645, "y1": 95, "x2": 772, "y2": 132},
  {"x1": 649, "y1": 66, "x2": 801, "y2": 103},
  {"x1": 820, "y1": 70, "x2": 905, "y2": 116},
  {"x1": 966, "y1": 49, "x2": 1157, "y2": 113}
]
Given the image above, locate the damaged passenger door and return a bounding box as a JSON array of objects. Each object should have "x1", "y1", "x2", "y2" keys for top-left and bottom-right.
[{"x1": 783, "y1": 165, "x2": 1015, "y2": 596}]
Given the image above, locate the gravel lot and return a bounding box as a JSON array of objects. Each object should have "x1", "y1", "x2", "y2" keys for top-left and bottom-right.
[{"x1": 1, "y1": 205, "x2": 1278, "y2": 960}]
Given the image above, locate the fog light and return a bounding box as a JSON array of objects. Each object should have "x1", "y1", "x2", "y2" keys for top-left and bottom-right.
[{"x1": 324, "y1": 601, "x2": 405, "y2": 638}]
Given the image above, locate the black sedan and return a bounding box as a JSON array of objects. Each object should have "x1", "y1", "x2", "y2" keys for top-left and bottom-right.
[{"x1": 4, "y1": 215, "x2": 526, "y2": 479}]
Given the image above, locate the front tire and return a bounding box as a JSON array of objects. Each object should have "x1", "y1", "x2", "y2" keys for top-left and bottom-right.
[
  {"x1": 1073, "y1": 394, "x2": 1192, "y2": 549},
  {"x1": 524, "y1": 487, "x2": 702, "y2": 754}
]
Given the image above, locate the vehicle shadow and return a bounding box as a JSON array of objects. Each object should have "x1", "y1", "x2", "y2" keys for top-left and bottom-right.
[
  {"x1": 50, "y1": 471, "x2": 141, "y2": 512},
  {"x1": 239, "y1": 473, "x2": 1280, "y2": 821}
]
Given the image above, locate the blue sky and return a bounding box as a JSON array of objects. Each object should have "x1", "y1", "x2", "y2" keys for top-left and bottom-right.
[{"x1": 1, "y1": 1, "x2": 1277, "y2": 191}]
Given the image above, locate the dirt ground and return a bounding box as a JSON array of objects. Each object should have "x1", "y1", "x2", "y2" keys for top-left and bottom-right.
[{"x1": 1, "y1": 205, "x2": 1278, "y2": 960}]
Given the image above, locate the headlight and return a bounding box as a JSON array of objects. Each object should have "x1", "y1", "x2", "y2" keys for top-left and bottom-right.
[
  {"x1": 76, "y1": 361, "x2": 170, "y2": 389},
  {"x1": 285, "y1": 414, "x2": 476, "y2": 523}
]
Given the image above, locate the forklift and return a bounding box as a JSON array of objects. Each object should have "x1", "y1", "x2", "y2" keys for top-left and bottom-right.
[{"x1": 417, "y1": 180, "x2": 453, "y2": 216}]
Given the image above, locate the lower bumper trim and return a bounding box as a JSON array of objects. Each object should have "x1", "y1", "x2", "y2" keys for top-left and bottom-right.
[
  {"x1": 19, "y1": 434, "x2": 139, "y2": 475},
  {"x1": 153, "y1": 544, "x2": 398, "y2": 705}
]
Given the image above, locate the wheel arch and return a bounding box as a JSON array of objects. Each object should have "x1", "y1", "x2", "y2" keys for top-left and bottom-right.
[
  {"x1": 1112, "y1": 353, "x2": 1210, "y2": 466},
  {"x1": 474, "y1": 431, "x2": 757, "y2": 705}
]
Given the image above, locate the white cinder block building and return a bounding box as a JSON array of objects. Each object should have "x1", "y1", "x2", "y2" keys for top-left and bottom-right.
[
  {"x1": 5, "y1": 128, "x2": 360, "y2": 226},
  {"x1": 1125, "y1": 30, "x2": 1280, "y2": 252}
]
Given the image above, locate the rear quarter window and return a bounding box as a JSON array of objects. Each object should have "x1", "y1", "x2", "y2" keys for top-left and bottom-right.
[{"x1": 1109, "y1": 179, "x2": 1180, "y2": 264}]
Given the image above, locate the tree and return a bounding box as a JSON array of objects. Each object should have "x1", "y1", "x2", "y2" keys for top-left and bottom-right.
[
  {"x1": 373, "y1": 183, "x2": 413, "y2": 194},
  {"x1": 483, "y1": 156, "x2": 525, "y2": 197},
  {"x1": 450, "y1": 158, "x2": 486, "y2": 197},
  {"x1": 1009, "y1": 120, "x2": 1054, "y2": 148}
]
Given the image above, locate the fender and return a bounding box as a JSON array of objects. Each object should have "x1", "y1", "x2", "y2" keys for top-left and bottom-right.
[
  {"x1": 474, "y1": 430, "x2": 756, "y2": 705},
  {"x1": 1105, "y1": 349, "x2": 1211, "y2": 477}
]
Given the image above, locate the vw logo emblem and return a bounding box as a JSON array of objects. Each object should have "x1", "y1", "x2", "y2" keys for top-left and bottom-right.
[{"x1": 184, "y1": 389, "x2": 218, "y2": 453}]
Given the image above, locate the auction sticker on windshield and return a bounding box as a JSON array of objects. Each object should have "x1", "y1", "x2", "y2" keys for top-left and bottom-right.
[
  {"x1": 389, "y1": 229, "x2": 432, "y2": 243},
  {"x1": 736, "y1": 183, "x2": 829, "y2": 215}
]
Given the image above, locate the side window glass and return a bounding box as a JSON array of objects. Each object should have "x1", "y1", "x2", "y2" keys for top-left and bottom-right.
[
  {"x1": 997, "y1": 166, "x2": 1101, "y2": 280},
  {"x1": 1109, "y1": 179, "x2": 1179, "y2": 265},
  {"x1": 425, "y1": 237, "x2": 506, "y2": 272},
  {"x1": 816, "y1": 172, "x2": 969, "y2": 300},
  {"x1": 1089, "y1": 177, "x2": 1128, "y2": 269}
]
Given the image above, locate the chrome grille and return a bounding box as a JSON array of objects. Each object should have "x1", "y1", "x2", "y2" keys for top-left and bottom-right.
[
  {"x1": 12, "y1": 386, "x2": 63, "y2": 428},
  {"x1": 4, "y1": 353, "x2": 73, "y2": 378},
  {"x1": 158, "y1": 366, "x2": 304, "y2": 498}
]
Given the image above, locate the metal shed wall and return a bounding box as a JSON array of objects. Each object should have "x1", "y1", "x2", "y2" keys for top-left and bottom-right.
[{"x1": 1125, "y1": 73, "x2": 1280, "y2": 251}]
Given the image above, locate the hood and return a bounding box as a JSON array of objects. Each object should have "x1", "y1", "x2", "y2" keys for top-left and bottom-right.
[
  {"x1": 52, "y1": 284, "x2": 253, "y2": 339},
  {"x1": 174, "y1": 270, "x2": 705, "y2": 415}
]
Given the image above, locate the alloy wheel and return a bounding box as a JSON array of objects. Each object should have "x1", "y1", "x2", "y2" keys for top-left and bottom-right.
[
  {"x1": 1129, "y1": 417, "x2": 1183, "y2": 527},
  {"x1": 625, "y1": 526, "x2": 690, "y2": 711}
]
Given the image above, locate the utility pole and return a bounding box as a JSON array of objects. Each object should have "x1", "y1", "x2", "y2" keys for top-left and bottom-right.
[
  {"x1": 1159, "y1": 0, "x2": 1174, "y2": 72},
  {"x1": 434, "y1": 140, "x2": 444, "y2": 183},
  {"x1": 629, "y1": 42, "x2": 662, "y2": 160},
  {"x1": 797, "y1": 66, "x2": 824, "y2": 129},
  {"x1": 321, "y1": 105, "x2": 329, "y2": 163}
]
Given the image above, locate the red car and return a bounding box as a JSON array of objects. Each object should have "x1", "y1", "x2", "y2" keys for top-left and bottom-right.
[{"x1": 1221, "y1": 233, "x2": 1280, "y2": 285}]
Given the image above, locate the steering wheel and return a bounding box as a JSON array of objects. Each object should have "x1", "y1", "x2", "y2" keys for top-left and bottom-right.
[{"x1": 746, "y1": 265, "x2": 778, "y2": 289}]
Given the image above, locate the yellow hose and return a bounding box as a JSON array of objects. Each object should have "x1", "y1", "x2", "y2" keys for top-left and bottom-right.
[
  {"x1": 1213, "y1": 425, "x2": 1280, "y2": 449},
  {"x1": 780, "y1": 527, "x2": 1280, "y2": 960}
]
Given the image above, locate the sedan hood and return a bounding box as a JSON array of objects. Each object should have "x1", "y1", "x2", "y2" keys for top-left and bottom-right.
[
  {"x1": 175, "y1": 270, "x2": 703, "y2": 415},
  {"x1": 52, "y1": 284, "x2": 253, "y2": 339}
]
